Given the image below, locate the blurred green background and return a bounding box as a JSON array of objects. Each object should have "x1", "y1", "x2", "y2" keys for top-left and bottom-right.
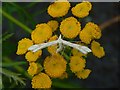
[{"x1": 1, "y1": 2, "x2": 119, "y2": 89}]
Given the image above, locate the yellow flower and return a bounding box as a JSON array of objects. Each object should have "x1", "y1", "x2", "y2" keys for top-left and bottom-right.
[
  {"x1": 71, "y1": 1, "x2": 92, "y2": 18},
  {"x1": 91, "y1": 41, "x2": 105, "y2": 58},
  {"x1": 47, "y1": 35, "x2": 58, "y2": 55},
  {"x1": 48, "y1": 35, "x2": 58, "y2": 42},
  {"x1": 79, "y1": 30, "x2": 92, "y2": 44},
  {"x1": 79, "y1": 22, "x2": 101, "y2": 44},
  {"x1": 72, "y1": 48, "x2": 86, "y2": 57},
  {"x1": 32, "y1": 73, "x2": 52, "y2": 88},
  {"x1": 60, "y1": 17, "x2": 81, "y2": 38},
  {"x1": 27, "y1": 62, "x2": 41, "y2": 76},
  {"x1": 69, "y1": 56, "x2": 86, "y2": 73},
  {"x1": 85, "y1": 22, "x2": 101, "y2": 39},
  {"x1": 47, "y1": 20, "x2": 59, "y2": 32},
  {"x1": 44, "y1": 54, "x2": 67, "y2": 78},
  {"x1": 48, "y1": 0, "x2": 70, "y2": 17},
  {"x1": 75, "y1": 69, "x2": 91, "y2": 79},
  {"x1": 31, "y1": 23, "x2": 52, "y2": 44},
  {"x1": 59, "y1": 72, "x2": 68, "y2": 79},
  {"x1": 25, "y1": 50, "x2": 42, "y2": 62},
  {"x1": 16, "y1": 38, "x2": 33, "y2": 55}
]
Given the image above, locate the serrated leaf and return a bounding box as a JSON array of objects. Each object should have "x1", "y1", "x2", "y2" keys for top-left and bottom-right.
[{"x1": 1, "y1": 68, "x2": 26, "y2": 86}]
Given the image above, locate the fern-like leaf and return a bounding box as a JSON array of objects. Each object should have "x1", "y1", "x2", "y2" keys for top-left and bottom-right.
[{"x1": 0, "y1": 68, "x2": 26, "y2": 86}]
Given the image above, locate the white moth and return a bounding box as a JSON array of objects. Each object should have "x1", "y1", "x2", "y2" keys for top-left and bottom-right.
[{"x1": 28, "y1": 35, "x2": 91, "y2": 54}]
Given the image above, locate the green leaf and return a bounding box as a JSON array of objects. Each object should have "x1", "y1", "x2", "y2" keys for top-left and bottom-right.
[
  {"x1": 1, "y1": 68, "x2": 26, "y2": 86},
  {"x1": 0, "y1": 76, "x2": 3, "y2": 89},
  {"x1": 8, "y1": 2, "x2": 36, "y2": 26},
  {"x1": 1, "y1": 61, "x2": 26, "y2": 67},
  {"x1": 1, "y1": 33, "x2": 14, "y2": 43},
  {"x1": 3, "y1": 56, "x2": 31, "y2": 79},
  {"x1": 0, "y1": 8, "x2": 32, "y2": 33},
  {"x1": 25, "y1": 2, "x2": 38, "y2": 9}
]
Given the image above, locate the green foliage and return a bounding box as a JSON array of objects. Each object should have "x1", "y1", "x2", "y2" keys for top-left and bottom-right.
[
  {"x1": 0, "y1": 8, "x2": 32, "y2": 33},
  {"x1": 1, "y1": 33, "x2": 14, "y2": 43},
  {"x1": 0, "y1": 73, "x2": 3, "y2": 89},
  {"x1": 2, "y1": 56, "x2": 31, "y2": 79},
  {"x1": 1, "y1": 68, "x2": 25, "y2": 86},
  {"x1": 2, "y1": 41, "x2": 16, "y2": 56},
  {"x1": 1, "y1": 62, "x2": 26, "y2": 67}
]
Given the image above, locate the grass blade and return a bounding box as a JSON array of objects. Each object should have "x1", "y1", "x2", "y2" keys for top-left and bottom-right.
[
  {"x1": 2, "y1": 33, "x2": 14, "y2": 42},
  {"x1": 1, "y1": 61, "x2": 26, "y2": 67},
  {"x1": 0, "y1": 8, "x2": 32, "y2": 33}
]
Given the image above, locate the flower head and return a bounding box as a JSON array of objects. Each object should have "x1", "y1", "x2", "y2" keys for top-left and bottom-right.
[
  {"x1": 71, "y1": 1, "x2": 92, "y2": 18},
  {"x1": 47, "y1": 35, "x2": 58, "y2": 55},
  {"x1": 32, "y1": 73, "x2": 52, "y2": 88},
  {"x1": 16, "y1": 1, "x2": 106, "y2": 87},
  {"x1": 44, "y1": 54, "x2": 67, "y2": 78},
  {"x1": 47, "y1": 20, "x2": 59, "y2": 32},
  {"x1": 91, "y1": 41, "x2": 105, "y2": 58},
  {"x1": 31, "y1": 23, "x2": 52, "y2": 44},
  {"x1": 60, "y1": 17, "x2": 81, "y2": 38},
  {"x1": 16, "y1": 38, "x2": 33, "y2": 55},
  {"x1": 69, "y1": 56, "x2": 86, "y2": 73},
  {"x1": 48, "y1": 0, "x2": 70, "y2": 17},
  {"x1": 75, "y1": 69, "x2": 91, "y2": 79},
  {"x1": 79, "y1": 22, "x2": 101, "y2": 44},
  {"x1": 27, "y1": 62, "x2": 41, "y2": 76},
  {"x1": 25, "y1": 50, "x2": 42, "y2": 62},
  {"x1": 85, "y1": 22, "x2": 101, "y2": 39},
  {"x1": 79, "y1": 30, "x2": 92, "y2": 44}
]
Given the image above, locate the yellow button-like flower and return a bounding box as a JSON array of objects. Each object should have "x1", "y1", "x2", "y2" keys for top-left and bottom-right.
[
  {"x1": 47, "y1": 20, "x2": 59, "y2": 32},
  {"x1": 47, "y1": 35, "x2": 58, "y2": 55},
  {"x1": 27, "y1": 62, "x2": 41, "y2": 76},
  {"x1": 48, "y1": 35, "x2": 58, "y2": 42},
  {"x1": 86, "y1": 22, "x2": 101, "y2": 39},
  {"x1": 72, "y1": 48, "x2": 86, "y2": 57},
  {"x1": 16, "y1": 1, "x2": 106, "y2": 87},
  {"x1": 31, "y1": 23, "x2": 52, "y2": 44},
  {"x1": 32, "y1": 73, "x2": 52, "y2": 88},
  {"x1": 60, "y1": 17, "x2": 81, "y2": 38},
  {"x1": 79, "y1": 22, "x2": 101, "y2": 44},
  {"x1": 25, "y1": 50, "x2": 42, "y2": 62},
  {"x1": 44, "y1": 54, "x2": 67, "y2": 78},
  {"x1": 48, "y1": 0, "x2": 70, "y2": 17},
  {"x1": 69, "y1": 56, "x2": 86, "y2": 73},
  {"x1": 91, "y1": 41, "x2": 105, "y2": 58},
  {"x1": 79, "y1": 30, "x2": 92, "y2": 44},
  {"x1": 16, "y1": 38, "x2": 33, "y2": 55},
  {"x1": 71, "y1": 1, "x2": 92, "y2": 18},
  {"x1": 75, "y1": 69, "x2": 91, "y2": 79}
]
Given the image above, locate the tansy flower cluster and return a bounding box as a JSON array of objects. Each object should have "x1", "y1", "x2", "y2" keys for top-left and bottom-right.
[{"x1": 16, "y1": 0, "x2": 105, "y2": 88}]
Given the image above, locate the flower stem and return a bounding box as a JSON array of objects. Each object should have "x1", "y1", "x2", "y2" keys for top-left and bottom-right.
[
  {"x1": 61, "y1": 52, "x2": 70, "y2": 61},
  {"x1": 100, "y1": 15, "x2": 120, "y2": 30},
  {"x1": 0, "y1": 8, "x2": 32, "y2": 33}
]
